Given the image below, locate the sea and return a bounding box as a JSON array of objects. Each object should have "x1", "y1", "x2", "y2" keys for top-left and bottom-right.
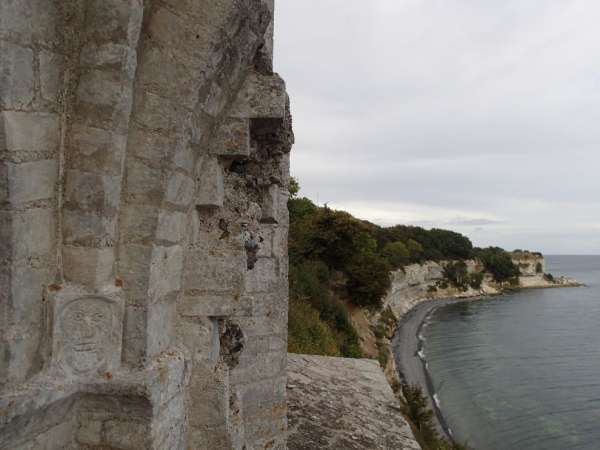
[{"x1": 421, "y1": 255, "x2": 600, "y2": 450}]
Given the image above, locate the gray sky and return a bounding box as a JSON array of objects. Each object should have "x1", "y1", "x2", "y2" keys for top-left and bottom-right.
[{"x1": 274, "y1": 1, "x2": 600, "y2": 255}]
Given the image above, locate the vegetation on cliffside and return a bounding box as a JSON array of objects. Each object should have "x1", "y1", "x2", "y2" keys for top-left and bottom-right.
[{"x1": 287, "y1": 179, "x2": 520, "y2": 358}]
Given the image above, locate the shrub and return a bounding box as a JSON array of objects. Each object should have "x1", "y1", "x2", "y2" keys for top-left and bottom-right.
[
  {"x1": 288, "y1": 298, "x2": 340, "y2": 356},
  {"x1": 289, "y1": 260, "x2": 362, "y2": 358}
]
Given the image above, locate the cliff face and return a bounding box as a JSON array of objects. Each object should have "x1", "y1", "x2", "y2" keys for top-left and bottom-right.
[
  {"x1": 512, "y1": 250, "x2": 545, "y2": 276},
  {"x1": 0, "y1": 2, "x2": 292, "y2": 449},
  {"x1": 350, "y1": 254, "x2": 580, "y2": 399},
  {"x1": 381, "y1": 254, "x2": 578, "y2": 320},
  {"x1": 381, "y1": 260, "x2": 497, "y2": 319}
]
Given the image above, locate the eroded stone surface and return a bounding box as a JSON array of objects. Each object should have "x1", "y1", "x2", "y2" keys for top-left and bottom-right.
[
  {"x1": 287, "y1": 354, "x2": 421, "y2": 450},
  {"x1": 0, "y1": 1, "x2": 292, "y2": 449}
]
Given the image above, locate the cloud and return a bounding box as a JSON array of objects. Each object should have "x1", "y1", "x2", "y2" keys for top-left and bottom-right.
[{"x1": 275, "y1": 0, "x2": 600, "y2": 254}]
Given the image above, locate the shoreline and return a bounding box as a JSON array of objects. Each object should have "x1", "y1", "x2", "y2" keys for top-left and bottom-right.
[
  {"x1": 390, "y1": 282, "x2": 583, "y2": 444},
  {"x1": 391, "y1": 296, "x2": 479, "y2": 441}
]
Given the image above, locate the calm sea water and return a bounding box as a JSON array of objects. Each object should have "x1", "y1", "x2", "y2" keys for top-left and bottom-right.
[{"x1": 422, "y1": 255, "x2": 600, "y2": 450}]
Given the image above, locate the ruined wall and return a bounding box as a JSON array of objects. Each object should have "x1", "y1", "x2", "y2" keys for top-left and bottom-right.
[{"x1": 0, "y1": 1, "x2": 292, "y2": 449}]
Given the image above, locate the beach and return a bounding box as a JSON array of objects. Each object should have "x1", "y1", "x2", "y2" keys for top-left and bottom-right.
[{"x1": 391, "y1": 297, "x2": 481, "y2": 439}]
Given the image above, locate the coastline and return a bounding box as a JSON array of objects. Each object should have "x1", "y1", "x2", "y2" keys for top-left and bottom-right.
[
  {"x1": 391, "y1": 296, "x2": 479, "y2": 440},
  {"x1": 389, "y1": 282, "x2": 583, "y2": 444}
]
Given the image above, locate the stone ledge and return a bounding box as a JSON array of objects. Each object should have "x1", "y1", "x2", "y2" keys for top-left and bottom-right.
[{"x1": 287, "y1": 353, "x2": 420, "y2": 450}]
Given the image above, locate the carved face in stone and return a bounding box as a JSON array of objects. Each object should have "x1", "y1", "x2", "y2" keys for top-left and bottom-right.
[{"x1": 59, "y1": 297, "x2": 113, "y2": 375}]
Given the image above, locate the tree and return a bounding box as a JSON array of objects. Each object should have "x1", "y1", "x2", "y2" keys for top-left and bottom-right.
[
  {"x1": 444, "y1": 260, "x2": 469, "y2": 289},
  {"x1": 345, "y1": 252, "x2": 391, "y2": 308},
  {"x1": 475, "y1": 247, "x2": 520, "y2": 282},
  {"x1": 407, "y1": 239, "x2": 424, "y2": 261},
  {"x1": 382, "y1": 241, "x2": 410, "y2": 268},
  {"x1": 288, "y1": 176, "x2": 300, "y2": 198}
]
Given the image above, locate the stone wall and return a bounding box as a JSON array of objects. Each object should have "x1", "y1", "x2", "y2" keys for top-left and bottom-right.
[{"x1": 0, "y1": 1, "x2": 292, "y2": 449}]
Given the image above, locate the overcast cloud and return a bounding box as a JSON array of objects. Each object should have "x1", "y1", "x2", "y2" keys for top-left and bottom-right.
[{"x1": 274, "y1": 0, "x2": 600, "y2": 254}]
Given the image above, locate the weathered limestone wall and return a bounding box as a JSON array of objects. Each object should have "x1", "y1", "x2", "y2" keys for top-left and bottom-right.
[{"x1": 0, "y1": 1, "x2": 292, "y2": 449}]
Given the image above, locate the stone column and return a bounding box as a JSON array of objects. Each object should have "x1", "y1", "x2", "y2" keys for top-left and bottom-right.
[{"x1": 0, "y1": 0, "x2": 63, "y2": 388}]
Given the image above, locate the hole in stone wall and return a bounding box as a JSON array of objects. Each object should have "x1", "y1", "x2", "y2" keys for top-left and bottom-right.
[
  {"x1": 229, "y1": 160, "x2": 247, "y2": 175},
  {"x1": 219, "y1": 321, "x2": 245, "y2": 369}
]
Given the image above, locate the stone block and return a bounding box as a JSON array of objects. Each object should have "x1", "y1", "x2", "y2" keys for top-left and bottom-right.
[
  {"x1": 239, "y1": 376, "x2": 286, "y2": 417},
  {"x1": 148, "y1": 245, "x2": 183, "y2": 303},
  {"x1": 125, "y1": 158, "x2": 164, "y2": 198},
  {"x1": 6, "y1": 159, "x2": 57, "y2": 205},
  {"x1": 46, "y1": 284, "x2": 124, "y2": 378},
  {"x1": 146, "y1": 353, "x2": 188, "y2": 407},
  {"x1": 118, "y1": 244, "x2": 152, "y2": 303},
  {"x1": 184, "y1": 249, "x2": 245, "y2": 293},
  {"x1": 0, "y1": 208, "x2": 54, "y2": 261},
  {"x1": 235, "y1": 314, "x2": 285, "y2": 339},
  {"x1": 120, "y1": 204, "x2": 159, "y2": 244},
  {"x1": 104, "y1": 419, "x2": 150, "y2": 450},
  {"x1": 8, "y1": 264, "x2": 47, "y2": 326},
  {"x1": 84, "y1": 0, "x2": 144, "y2": 45},
  {"x1": 0, "y1": 41, "x2": 34, "y2": 109},
  {"x1": 135, "y1": 45, "x2": 202, "y2": 110},
  {"x1": 80, "y1": 42, "x2": 128, "y2": 68},
  {"x1": 202, "y1": 80, "x2": 228, "y2": 118},
  {"x1": 151, "y1": 394, "x2": 187, "y2": 448},
  {"x1": 132, "y1": 89, "x2": 186, "y2": 134},
  {"x1": 62, "y1": 246, "x2": 114, "y2": 288},
  {"x1": 144, "y1": 5, "x2": 221, "y2": 78},
  {"x1": 0, "y1": 0, "x2": 60, "y2": 47},
  {"x1": 146, "y1": 299, "x2": 176, "y2": 357},
  {"x1": 67, "y1": 123, "x2": 127, "y2": 176},
  {"x1": 127, "y1": 126, "x2": 172, "y2": 162},
  {"x1": 63, "y1": 169, "x2": 121, "y2": 212},
  {"x1": 62, "y1": 208, "x2": 117, "y2": 246},
  {"x1": 173, "y1": 141, "x2": 195, "y2": 174},
  {"x1": 0, "y1": 111, "x2": 60, "y2": 152},
  {"x1": 230, "y1": 71, "x2": 286, "y2": 119},
  {"x1": 76, "y1": 418, "x2": 102, "y2": 446},
  {"x1": 179, "y1": 294, "x2": 235, "y2": 318},
  {"x1": 260, "y1": 184, "x2": 279, "y2": 223},
  {"x1": 256, "y1": 225, "x2": 275, "y2": 258},
  {"x1": 244, "y1": 257, "x2": 278, "y2": 294},
  {"x1": 165, "y1": 171, "x2": 195, "y2": 207},
  {"x1": 122, "y1": 304, "x2": 147, "y2": 364},
  {"x1": 38, "y1": 50, "x2": 62, "y2": 103},
  {"x1": 33, "y1": 418, "x2": 76, "y2": 450},
  {"x1": 241, "y1": 292, "x2": 282, "y2": 318},
  {"x1": 156, "y1": 210, "x2": 188, "y2": 244},
  {"x1": 210, "y1": 118, "x2": 250, "y2": 157},
  {"x1": 74, "y1": 70, "x2": 133, "y2": 132},
  {"x1": 195, "y1": 156, "x2": 224, "y2": 208},
  {"x1": 188, "y1": 364, "x2": 230, "y2": 428},
  {"x1": 176, "y1": 317, "x2": 219, "y2": 365}
]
